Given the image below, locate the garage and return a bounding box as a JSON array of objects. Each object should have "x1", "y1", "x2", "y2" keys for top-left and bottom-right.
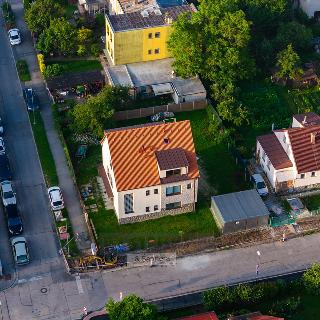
[{"x1": 211, "y1": 189, "x2": 270, "y2": 234}]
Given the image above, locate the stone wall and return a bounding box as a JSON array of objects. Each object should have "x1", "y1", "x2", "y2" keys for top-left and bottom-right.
[{"x1": 118, "y1": 203, "x2": 194, "y2": 224}]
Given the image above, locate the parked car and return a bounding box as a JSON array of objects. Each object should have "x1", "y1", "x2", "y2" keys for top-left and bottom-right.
[
  {"x1": 0, "y1": 154, "x2": 12, "y2": 182},
  {"x1": 23, "y1": 88, "x2": 39, "y2": 111},
  {"x1": 0, "y1": 138, "x2": 5, "y2": 155},
  {"x1": 0, "y1": 180, "x2": 16, "y2": 206},
  {"x1": 251, "y1": 173, "x2": 269, "y2": 197},
  {"x1": 48, "y1": 186, "x2": 64, "y2": 211},
  {"x1": 11, "y1": 236, "x2": 29, "y2": 265},
  {"x1": 5, "y1": 204, "x2": 23, "y2": 236},
  {"x1": 8, "y1": 28, "x2": 21, "y2": 45}
]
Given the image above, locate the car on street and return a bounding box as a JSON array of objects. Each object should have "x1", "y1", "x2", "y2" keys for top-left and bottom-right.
[
  {"x1": 251, "y1": 173, "x2": 269, "y2": 197},
  {"x1": 0, "y1": 138, "x2": 5, "y2": 155},
  {"x1": 0, "y1": 154, "x2": 12, "y2": 182},
  {"x1": 48, "y1": 186, "x2": 64, "y2": 211},
  {"x1": 23, "y1": 88, "x2": 39, "y2": 111},
  {"x1": 0, "y1": 180, "x2": 16, "y2": 206},
  {"x1": 11, "y1": 236, "x2": 29, "y2": 265},
  {"x1": 5, "y1": 204, "x2": 23, "y2": 236},
  {"x1": 8, "y1": 28, "x2": 21, "y2": 45}
]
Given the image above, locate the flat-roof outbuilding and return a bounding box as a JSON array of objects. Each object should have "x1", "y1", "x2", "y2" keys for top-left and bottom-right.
[{"x1": 211, "y1": 189, "x2": 269, "y2": 234}]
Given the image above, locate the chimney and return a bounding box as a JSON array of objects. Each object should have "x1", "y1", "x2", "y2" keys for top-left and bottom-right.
[
  {"x1": 311, "y1": 132, "x2": 316, "y2": 144},
  {"x1": 302, "y1": 115, "x2": 307, "y2": 125},
  {"x1": 164, "y1": 12, "x2": 173, "y2": 24}
]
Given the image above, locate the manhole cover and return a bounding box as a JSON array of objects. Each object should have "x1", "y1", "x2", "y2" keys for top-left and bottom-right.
[{"x1": 40, "y1": 288, "x2": 48, "y2": 294}]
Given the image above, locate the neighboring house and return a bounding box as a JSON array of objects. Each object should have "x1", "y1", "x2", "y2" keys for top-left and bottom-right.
[
  {"x1": 298, "y1": 0, "x2": 320, "y2": 18},
  {"x1": 210, "y1": 190, "x2": 270, "y2": 234},
  {"x1": 79, "y1": 0, "x2": 108, "y2": 13},
  {"x1": 177, "y1": 312, "x2": 219, "y2": 320},
  {"x1": 101, "y1": 120, "x2": 199, "y2": 224},
  {"x1": 256, "y1": 112, "x2": 320, "y2": 192},
  {"x1": 105, "y1": 58, "x2": 206, "y2": 103},
  {"x1": 105, "y1": 4, "x2": 196, "y2": 65},
  {"x1": 228, "y1": 312, "x2": 284, "y2": 320}
]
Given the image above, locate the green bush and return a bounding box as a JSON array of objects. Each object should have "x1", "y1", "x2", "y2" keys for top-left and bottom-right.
[
  {"x1": 43, "y1": 64, "x2": 65, "y2": 79},
  {"x1": 90, "y1": 43, "x2": 100, "y2": 57},
  {"x1": 303, "y1": 263, "x2": 320, "y2": 294},
  {"x1": 269, "y1": 296, "x2": 301, "y2": 318},
  {"x1": 2, "y1": 2, "x2": 15, "y2": 26},
  {"x1": 203, "y1": 286, "x2": 232, "y2": 311}
]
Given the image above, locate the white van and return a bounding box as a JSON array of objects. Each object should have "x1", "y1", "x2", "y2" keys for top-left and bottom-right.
[{"x1": 251, "y1": 174, "x2": 269, "y2": 197}]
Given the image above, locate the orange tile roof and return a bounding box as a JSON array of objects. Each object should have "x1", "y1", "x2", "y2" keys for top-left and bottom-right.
[
  {"x1": 177, "y1": 312, "x2": 219, "y2": 320},
  {"x1": 102, "y1": 121, "x2": 199, "y2": 191},
  {"x1": 250, "y1": 316, "x2": 284, "y2": 320}
]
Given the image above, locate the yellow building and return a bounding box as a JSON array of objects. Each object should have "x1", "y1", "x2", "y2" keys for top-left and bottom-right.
[{"x1": 105, "y1": 5, "x2": 195, "y2": 65}]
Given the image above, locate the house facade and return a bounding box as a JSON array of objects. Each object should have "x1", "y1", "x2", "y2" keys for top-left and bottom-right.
[
  {"x1": 298, "y1": 0, "x2": 320, "y2": 18},
  {"x1": 105, "y1": 5, "x2": 195, "y2": 65},
  {"x1": 256, "y1": 112, "x2": 320, "y2": 192},
  {"x1": 101, "y1": 120, "x2": 199, "y2": 224}
]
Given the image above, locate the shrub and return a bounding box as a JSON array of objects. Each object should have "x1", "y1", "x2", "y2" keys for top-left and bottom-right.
[
  {"x1": 77, "y1": 44, "x2": 86, "y2": 56},
  {"x1": 233, "y1": 284, "x2": 256, "y2": 304},
  {"x1": 269, "y1": 296, "x2": 301, "y2": 318},
  {"x1": 37, "y1": 54, "x2": 46, "y2": 74},
  {"x1": 303, "y1": 263, "x2": 320, "y2": 294},
  {"x1": 90, "y1": 43, "x2": 100, "y2": 57},
  {"x1": 43, "y1": 64, "x2": 64, "y2": 79},
  {"x1": 203, "y1": 286, "x2": 232, "y2": 311}
]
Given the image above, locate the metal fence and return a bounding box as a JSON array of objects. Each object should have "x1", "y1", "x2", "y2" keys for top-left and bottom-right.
[
  {"x1": 309, "y1": 209, "x2": 320, "y2": 216},
  {"x1": 269, "y1": 215, "x2": 296, "y2": 228}
]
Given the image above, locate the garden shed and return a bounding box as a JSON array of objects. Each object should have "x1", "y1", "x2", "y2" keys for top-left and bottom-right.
[{"x1": 211, "y1": 189, "x2": 269, "y2": 234}]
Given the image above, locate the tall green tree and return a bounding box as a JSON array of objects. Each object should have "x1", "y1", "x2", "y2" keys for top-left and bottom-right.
[
  {"x1": 25, "y1": 0, "x2": 63, "y2": 34},
  {"x1": 168, "y1": 0, "x2": 255, "y2": 125},
  {"x1": 303, "y1": 263, "x2": 320, "y2": 295},
  {"x1": 106, "y1": 294, "x2": 159, "y2": 320},
  {"x1": 276, "y1": 44, "x2": 302, "y2": 80},
  {"x1": 72, "y1": 86, "x2": 130, "y2": 137},
  {"x1": 37, "y1": 18, "x2": 77, "y2": 56}
]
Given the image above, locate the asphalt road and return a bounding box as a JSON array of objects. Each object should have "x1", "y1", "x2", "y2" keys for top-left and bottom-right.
[{"x1": 0, "y1": 0, "x2": 60, "y2": 282}]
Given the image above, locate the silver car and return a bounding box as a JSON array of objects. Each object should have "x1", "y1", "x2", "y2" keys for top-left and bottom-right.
[
  {"x1": 11, "y1": 236, "x2": 29, "y2": 265},
  {"x1": 0, "y1": 180, "x2": 16, "y2": 206}
]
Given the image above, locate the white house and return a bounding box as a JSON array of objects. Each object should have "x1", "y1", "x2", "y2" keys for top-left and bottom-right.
[
  {"x1": 298, "y1": 0, "x2": 320, "y2": 18},
  {"x1": 100, "y1": 120, "x2": 199, "y2": 224},
  {"x1": 256, "y1": 112, "x2": 320, "y2": 192}
]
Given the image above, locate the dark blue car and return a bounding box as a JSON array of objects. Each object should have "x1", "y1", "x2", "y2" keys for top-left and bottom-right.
[{"x1": 23, "y1": 88, "x2": 39, "y2": 111}]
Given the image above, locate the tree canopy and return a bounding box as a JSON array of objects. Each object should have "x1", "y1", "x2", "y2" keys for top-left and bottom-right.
[
  {"x1": 303, "y1": 263, "x2": 320, "y2": 295},
  {"x1": 72, "y1": 86, "x2": 130, "y2": 137},
  {"x1": 25, "y1": 0, "x2": 63, "y2": 34},
  {"x1": 276, "y1": 44, "x2": 302, "y2": 80},
  {"x1": 106, "y1": 294, "x2": 159, "y2": 320},
  {"x1": 168, "y1": 0, "x2": 255, "y2": 125}
]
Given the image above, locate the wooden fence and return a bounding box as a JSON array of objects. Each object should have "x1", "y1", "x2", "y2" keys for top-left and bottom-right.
[{"x1": 113, "y1": 99, "x2": 208, "y2": 121}]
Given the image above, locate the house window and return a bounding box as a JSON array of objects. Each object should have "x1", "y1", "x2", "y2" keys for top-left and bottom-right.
[
  {"x1": 124, "y1": 194, "x2": 133, "y2": 214},
  {"x1": 154, "y1": 205, "x2": 159, "y2": 211},
  {"x1": 154, "y1": 189, "x2": 158, "y2": 194},
  {"x1": 146, "y1": 206, "x2": 150, "y2": 212},
  {"x1": 148, "y1": 33, "x2": 152, "y2": 39},
  {"x1": 301, "y1": 173, "x2": 305, "y2": 179},
  {"x1": 148, "y1": 49, "x2": 152, "y2": 55},
  {"x1": 267, "y1": 160, "x2": 270, "y2": 171},
  {"x1": 166, "y1": 202, "x2": 181, "y2": 210},
  {"x1": 166, "y1": 185, "x2": 181, "y2": 196},
  {"x1": 283, "y1": 135, "x2": 286, "y2": 144},
  {"x1": 166, "y1": 169, "x2": 181, "y2": 177},
  {"x1": 155, "y1": 48, "x2": 160, "y2": 54},
  {"x1": 312, "y1": 172, "x2": 316, "y2": 177},
  {"x1": 155, "y1": 32, "x2": 160, "y2": 38},
  {"x1": 187, "y1": 183, "x2": 192, "y2": 189},
  {"x1": 262, "y1": 151, "x2": 266, "y2": 162},
  {"x1": 146, "y1": 190, "x2": 150, "y2": 196},
  {"x1": 110, "y1": 34, "x2": 113, "y2": 42}
]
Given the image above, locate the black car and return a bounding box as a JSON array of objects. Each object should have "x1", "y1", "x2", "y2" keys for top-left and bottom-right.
[
  {"x1": 23, "y1": 88, "x2": 39, "y2": 111},
  {"x1": 5, "y1": 204, "x2": 23, "y2": 235},
  {"x1": 0, "y1": 154, "x2": 12, "y2": 182}
]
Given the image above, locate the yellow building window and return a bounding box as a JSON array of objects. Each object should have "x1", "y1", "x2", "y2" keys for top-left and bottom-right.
[
  {"x1": 155, "y1": 32, "x2": 160, "y2": 38},
  {"x1": 148, "y1": 49, "x2": 152, "y2": 55},
  {"x1": 148, "y1": 33, "x2": 152, "y2": 39},
  {"x1": 155, "y1": 48, "x2": 160, "y2": 54},
  {"x1": 107, "y1": 25, "x2": 109, "y2": 36},
  {"x1": 110, "y1": 34, "x2": 113, "y2": 42}
]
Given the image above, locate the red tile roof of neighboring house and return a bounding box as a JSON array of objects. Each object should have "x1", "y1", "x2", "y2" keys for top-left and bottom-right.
[
  {"x1": 177, "y1": 311, "x2": 219, "y2": 320},
  {"x1": 250, "y1": 316, "x2": 284, "y2": 320},
  {"x1": 229, "y1": 312, "x2": 284, "y2": 320},
  {"x1": 257, "y1": 133, "x2": 293, "y2": 170},
  {"x1": 293, "y1": 112, "x2": 320, "y2": 127},
  {"x1": 288, "y1": 124, "x2": 320, "y2": 173},
  {"x1": 102, "y1": 120, "x2": 199, "y2": 191}
]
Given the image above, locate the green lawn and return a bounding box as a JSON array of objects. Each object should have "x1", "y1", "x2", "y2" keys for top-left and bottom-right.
[
  {"x1": 302, "y1": 195, "x2": 320, "y2": 211},
  {"x1": 90, "y1": 200, "x2": 219, "y2": 250},
  {"x1": 16, "y1": 59, "x2": 31, "y2": 82},
  {"x1": 46, "y1": 60, "x2": 102, "y2": 75}
]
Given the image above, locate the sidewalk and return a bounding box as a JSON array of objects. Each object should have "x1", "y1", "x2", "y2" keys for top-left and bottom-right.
[{"x1": 10, "y1": 0, "x2": 91, "y2": 252}]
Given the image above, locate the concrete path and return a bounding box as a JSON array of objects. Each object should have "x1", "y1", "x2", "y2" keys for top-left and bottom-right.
[{"x1": 10, "y1": 0, "x2": 91, "y2": 252}]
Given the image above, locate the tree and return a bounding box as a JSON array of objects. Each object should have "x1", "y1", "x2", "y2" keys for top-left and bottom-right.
[
  {"x1": 303, "y1": 263, "x2": 320, "y2": 295},
  {"x1": 106, "y1": 294, "x2": 158, "y2": 320},
  {"x1": 275, "y1": 21, "x2": 313, "y2": 52},
  {"x1": 276, "y1": 44, "x2": 302, "y2": 80},
  {"x1": 72, "y1": 86, "x2": 130, "y2": 137},
  {"x1": 168, "y1": 0, "x2": 255, "y2": 125},
  {"x1": 37, "y1": 18, "x2": 77, "y2": 56},
  {"x1": 203, "y1": 286, "x2": 232, "y2": 311},
  {"x1": 77, "y1": 27, "x2": 93, "y2": 56},
  {"x1": 25, "y1": 0, "x2": 63, "y2": 34}
]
